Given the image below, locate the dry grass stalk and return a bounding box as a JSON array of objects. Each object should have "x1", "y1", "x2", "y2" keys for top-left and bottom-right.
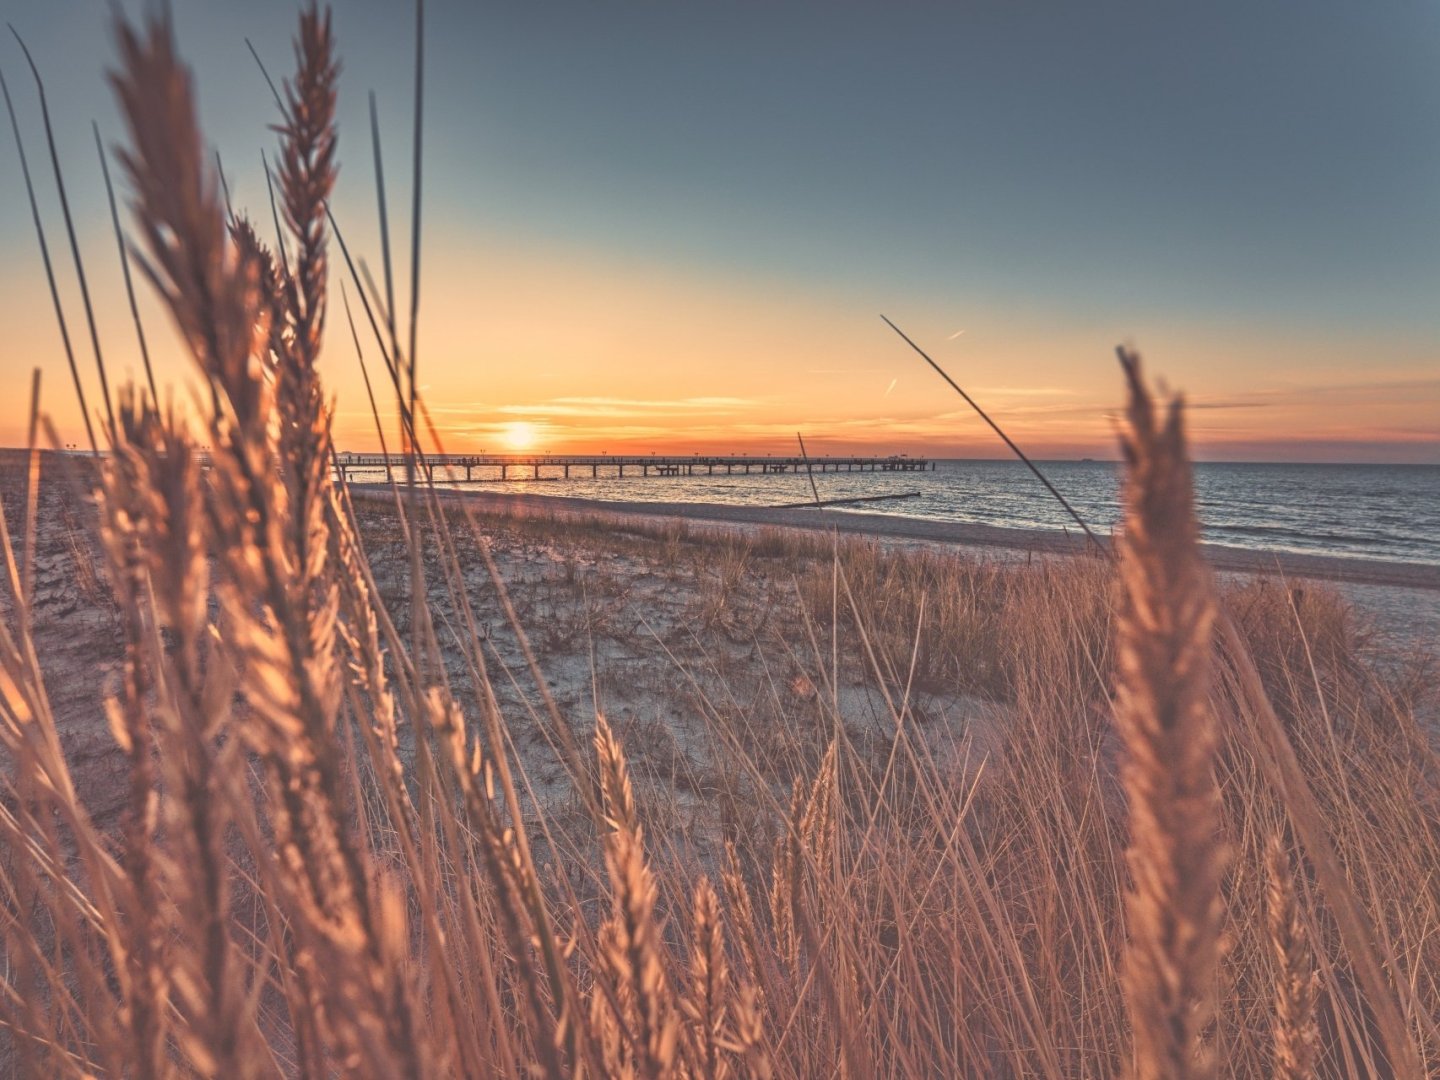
[
  {"x1": 110, "y1": 13, "x2": 267, "y2": 438},
  {"x1": 110, "y1": 8, "x2": 428, "y2": 1075},
  {"x1": 94, "y1": 396, "x2": 206, "y2": 1076},
  {"x1": 721, "y1": 840, "x2": 769, "y2": 1004},
  {"x1": 595, "y1": 713, "x2": 680, "y2": 1078},
  {"x1": 1113, "y1": 347, "x2": 1226, "y2": 1080},
  {"x1": 0, "y1": 65, "x2": 98, "y2": 454},
  {"x1": 10, "y1": 29, "x2": 118, "y2": 441},
  {"x1": 769, "y1": 783, "x2": 803, "y2": 972},
  {"x1": 770, "y1": 741, "x2": 837, "y2": 976},
  {"x1": 728, "y1": 983, "x2": 775, "y2": 1080},
  {"x1": 1266, "y1": 835, "x2": 1321, "y2": 1080},
  {"x1": 683, "y1": 876, "x2": 732, "y2": 1080}
]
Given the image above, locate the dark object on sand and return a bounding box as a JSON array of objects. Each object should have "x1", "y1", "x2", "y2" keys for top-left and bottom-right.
[{"x1": 772, "y1": 490, "x2": 922, "y2": 510}]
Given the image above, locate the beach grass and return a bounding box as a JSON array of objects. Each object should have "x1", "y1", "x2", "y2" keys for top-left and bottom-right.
[{"x1": 0, "y1": 5, "x2": 1437, "y2": 1077}]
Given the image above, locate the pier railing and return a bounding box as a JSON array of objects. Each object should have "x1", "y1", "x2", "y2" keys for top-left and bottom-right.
[{"x1": 333, "y1": 452, "x2": 934, "y2": 482}]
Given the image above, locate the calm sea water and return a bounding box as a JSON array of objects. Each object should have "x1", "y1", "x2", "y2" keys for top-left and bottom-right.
[{"x1": 430, "y1": 460, "x2": 1438, "y2": 568}]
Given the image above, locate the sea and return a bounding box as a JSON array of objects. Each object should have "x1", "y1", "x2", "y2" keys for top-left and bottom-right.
[{"x1": 435, "y1": 460, "x2": 1438, "y2": 569}]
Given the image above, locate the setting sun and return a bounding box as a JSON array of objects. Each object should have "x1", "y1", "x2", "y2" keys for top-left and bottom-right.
[{"x1": 500, "y1": 420, "x2": 541, "y2": 451}]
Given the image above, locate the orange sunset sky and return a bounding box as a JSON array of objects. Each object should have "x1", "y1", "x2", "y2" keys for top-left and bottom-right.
[{"x1": 1, "y1": 1, "x2": 1436, "y2": 463}]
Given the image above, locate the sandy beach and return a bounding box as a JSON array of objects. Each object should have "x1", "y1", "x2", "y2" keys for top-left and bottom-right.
[
  {"x1": 355, "y1": 483, "x2": 1440, "y2": 649},
  {"x1": 373, "y1": 484, "x2": 1440, "y2": 588}
]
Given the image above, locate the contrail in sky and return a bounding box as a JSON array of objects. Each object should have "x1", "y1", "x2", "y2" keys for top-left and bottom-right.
[
  {"x1": 884, "y1": 378, "x2": 898, "y2": 396},
  {"x1": 947, "y1": 328, "x2": 966, "y2": 340}
]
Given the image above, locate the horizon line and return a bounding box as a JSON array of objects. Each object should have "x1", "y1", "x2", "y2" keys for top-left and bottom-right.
[{"x1": 6, "y1": 446, "x2": 1434, "y2": 469}]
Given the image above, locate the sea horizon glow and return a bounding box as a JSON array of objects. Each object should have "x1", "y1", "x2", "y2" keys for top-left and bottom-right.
[{"x1": 0, "y1": 1, "x2": 1436, "y2": 463}]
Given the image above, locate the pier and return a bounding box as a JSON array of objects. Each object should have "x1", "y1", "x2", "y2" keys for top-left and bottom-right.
[{"x1": 334, "y1": 452, "x2": 934, "y2": 484}]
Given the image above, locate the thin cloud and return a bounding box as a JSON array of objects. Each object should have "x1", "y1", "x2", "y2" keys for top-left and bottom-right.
[
  {"x1": 494, "y1": 395, "x2": 761, "y2": 419},
  {"x1": 971, "y1": 386, "x2": 1078, "y2": 397},
  {"x1": 412, "y1": 401, "x2": 494, "y2": 414},
  {"x1": 1283, "y1": 376, "x2": 1440, "y2": 397},
  {"x1": 548, "y1": 395, "x2": 758, "y2": 410}
]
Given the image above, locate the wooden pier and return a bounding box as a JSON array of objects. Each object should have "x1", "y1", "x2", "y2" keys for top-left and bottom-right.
[{"x1": 334, "y1": 452, "x2": 934, "y2": 484}]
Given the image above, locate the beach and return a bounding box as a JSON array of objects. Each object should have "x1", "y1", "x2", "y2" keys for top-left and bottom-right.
[{"x1": 354, "y1": 483, "x2": 1440, "y2": 649}]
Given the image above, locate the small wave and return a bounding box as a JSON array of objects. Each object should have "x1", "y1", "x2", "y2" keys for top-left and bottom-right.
[{"x1": 1208, "y1": 524, "x2": 1388, "y2": 546}]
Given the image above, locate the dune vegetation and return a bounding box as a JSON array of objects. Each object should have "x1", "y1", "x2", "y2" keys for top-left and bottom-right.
[{"x1": 0, "y1": 6, "x2": 1436, "y2": 1077}]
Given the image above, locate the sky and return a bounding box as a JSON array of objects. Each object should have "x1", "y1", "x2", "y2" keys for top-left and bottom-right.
[{"x1": 0, "y1": 1, "x2": 1436, "y2": 462}]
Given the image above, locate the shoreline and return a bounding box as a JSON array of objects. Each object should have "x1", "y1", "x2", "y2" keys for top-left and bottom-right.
[{"x1": 352, "y1": 483, "x2": 1440, "y2": 592}]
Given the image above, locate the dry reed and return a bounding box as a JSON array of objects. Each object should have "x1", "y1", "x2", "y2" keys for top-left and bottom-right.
[
  {"x1": 1112, "y1": 348, "x2": 1226, "y2": 1080},
  {"x1": 1266, "y1": 834, "x2": 1321, "y2": 1080}
]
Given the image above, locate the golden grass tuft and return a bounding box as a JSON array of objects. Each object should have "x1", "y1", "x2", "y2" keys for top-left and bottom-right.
[
  {"x1": 1266, "y1": 834, "x2": 1321, "y2": 1080},
  {"x1": 1112, "y1": 348, "x2": 1227, "y2": 1079}
]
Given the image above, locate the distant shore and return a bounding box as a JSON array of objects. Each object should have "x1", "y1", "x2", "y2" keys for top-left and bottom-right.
[{"x1": 352, "y1": 483, "x2": 1440, "y2": 592}]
